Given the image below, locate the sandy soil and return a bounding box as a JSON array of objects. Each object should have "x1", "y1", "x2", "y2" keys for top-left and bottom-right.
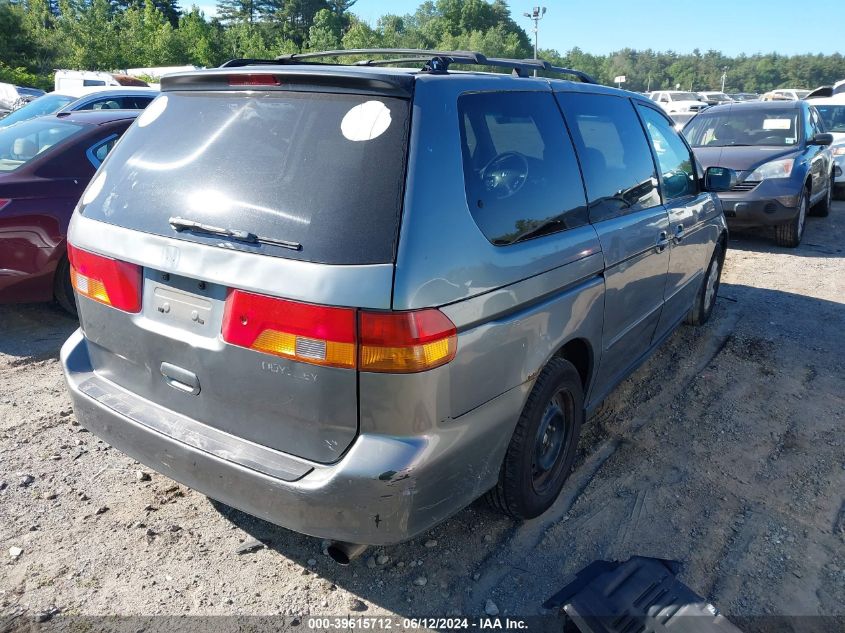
[{"x1": 2, "y1": 202, "x2": 844, "y2": 631}]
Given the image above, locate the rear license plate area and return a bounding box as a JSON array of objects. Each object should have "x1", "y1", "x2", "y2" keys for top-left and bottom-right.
[{"x1": 142, "y1": 270, "x2": 227, "y2": 336}]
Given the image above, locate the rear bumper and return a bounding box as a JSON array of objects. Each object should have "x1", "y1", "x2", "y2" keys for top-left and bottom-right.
[{"x1": 61, "y1": 328, "x2": 524, "y2": 545}]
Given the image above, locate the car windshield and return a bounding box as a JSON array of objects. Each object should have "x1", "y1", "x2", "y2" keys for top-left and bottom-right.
[
  {"x1": 684, "y1": 109, "x2": 801, "y2": 147},
  {"x1": 0, "y1": 93, "x2": 75, "y2": 128},
  {"x1": 0, "y1": 117, "x2": 83, "y2": 172},
  {"x1": 672, "y1": 92, "x2": 701, "y2": 101},
  {"x1": 815, "y1": 104, "x2": 845, "y2": 133}
]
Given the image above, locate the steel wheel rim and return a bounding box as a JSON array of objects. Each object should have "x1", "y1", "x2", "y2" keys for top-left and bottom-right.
[
  {"x1": 531, "y1": 390, "x2": 574, "y2": 494},
  {"x1": 704, "y1": 256, "x2": 720, "y2": 311}
]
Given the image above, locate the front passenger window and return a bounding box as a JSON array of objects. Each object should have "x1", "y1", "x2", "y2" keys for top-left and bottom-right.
[
  {"x1": 637, "y1": 105, "x2": 698, "y2": 201},
  {"x1": 557, "y1": 92, "x2": 660, "y2": 223}
]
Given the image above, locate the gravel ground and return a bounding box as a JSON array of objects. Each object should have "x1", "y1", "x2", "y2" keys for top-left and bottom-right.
[{"x1": 1, "y1": 202, "x2": 844, "y2": 631}]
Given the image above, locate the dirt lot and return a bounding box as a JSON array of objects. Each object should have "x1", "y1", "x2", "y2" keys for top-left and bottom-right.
[{"x1": 2, "y1": 202, "x2": 844, "y2": 631}]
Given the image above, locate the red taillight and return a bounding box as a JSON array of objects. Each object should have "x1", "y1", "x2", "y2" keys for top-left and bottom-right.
[
  {"x1": 221, "y1": 290, "x2": 457, "y2": 373},
  {"x1": 222, "y1": 290, "x2": 357, "y2": 369},
  {"x1": 67, "y1": 244, "x2": 142, "y2": 313},
  {"x1": 0, "y1": 198, "x2": 11, "y2": 211},
  {"x1": 359, "y1": 310, "x2": 457, "y2": 373},
  {"x1": 227, "y1": 74, "x2": 280, "y2": 86}
]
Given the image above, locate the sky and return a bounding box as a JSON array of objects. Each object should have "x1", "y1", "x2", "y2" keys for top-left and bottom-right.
[{"x1": 194, "y1": 0, "x2": 845, "y2": 57}]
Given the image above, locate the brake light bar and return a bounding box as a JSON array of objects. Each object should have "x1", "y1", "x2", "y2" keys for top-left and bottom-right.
[
  {"x1": 221, "y1": 290, "x2": 457, "y2": 373},
  {"x1": 222, "y1": 290, "x2": 356, "y2": 369},
  {"x1": 227, "y1": 74, "x2": 280, "y2": 86},
  {"x1": 67, "y1": 244, "x2": 142, "y2": 313},
  {"x1": 359, "y1": 310, "x2": 457, "y2": 373}
]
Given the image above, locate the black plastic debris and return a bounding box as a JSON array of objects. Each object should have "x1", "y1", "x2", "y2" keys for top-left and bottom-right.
[{"x1": 544, "y1": 556, "x2": 742, "y2": 633}]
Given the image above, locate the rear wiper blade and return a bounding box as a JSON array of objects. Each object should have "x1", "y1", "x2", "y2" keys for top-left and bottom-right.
[{"x1": 168, "y1": 217, "x2": 302, "y2": 251}]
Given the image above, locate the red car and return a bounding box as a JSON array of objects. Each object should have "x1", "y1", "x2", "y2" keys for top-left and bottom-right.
[{"x1": 0, "y1": 110, "x2": 138, "y2": 313}]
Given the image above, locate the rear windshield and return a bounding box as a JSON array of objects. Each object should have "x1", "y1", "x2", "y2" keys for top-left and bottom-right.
[
  {"x1": 80, "y1": 90, "x2": 411, "y2": 265},
  {"x1": 0, "y1": 117, "x2": 83, "y2": 172}
]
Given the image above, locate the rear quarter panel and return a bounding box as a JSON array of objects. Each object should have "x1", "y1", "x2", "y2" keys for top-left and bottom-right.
[{"x1": 389, "y1": 76, "x2": 606, "y2": 421}]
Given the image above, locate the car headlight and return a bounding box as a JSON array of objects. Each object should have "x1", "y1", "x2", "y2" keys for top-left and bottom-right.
[{"x1": 747, "y1": 158, "x2": 795, "y2": 181}]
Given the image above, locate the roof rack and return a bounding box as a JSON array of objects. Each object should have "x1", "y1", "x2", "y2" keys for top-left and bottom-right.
[{"x1": 220, "y1": 49, "x2": 598, "y2": 84}]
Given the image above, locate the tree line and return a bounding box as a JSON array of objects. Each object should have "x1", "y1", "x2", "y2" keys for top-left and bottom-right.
[{"x1": 2, "y1": 0, "x2": 844, "y2": 92}]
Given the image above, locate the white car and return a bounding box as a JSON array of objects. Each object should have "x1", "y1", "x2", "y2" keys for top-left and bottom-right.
[
  {"x1": 0, "y1": 86, "x2": 158, "y2": 129},
  {"x1": 762, "y1": 88, "x2": 811, "y2": 101},
  {"x1": 649, "y1": 91, "x2": 708, "y2": 114},
  {"x1": 698, "y1": 91, "x2": 734, "y2": 106},
  {"x1": 53, "y1": 70, "x2": 149, "y2": 92},
  {"x1": 812, "y1": 94, "x2": 845, "y2": 197}
]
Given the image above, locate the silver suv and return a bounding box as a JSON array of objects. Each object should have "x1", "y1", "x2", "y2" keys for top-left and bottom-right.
[{"x1": 61, "y1": 50, "x2": 730, "y2": 559}]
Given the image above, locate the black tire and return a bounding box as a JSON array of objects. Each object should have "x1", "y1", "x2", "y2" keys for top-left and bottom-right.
[
  {"x1": 775, "y1": 187, "x2": 808, "y2": 248},
  {"x1": 686, "y1": 241, "x2": 723, "y2": 326},
  {"x1": 834, "y1": 185, "x2": 845, "y2": 201},
  {"x1": 810, "y1": 174, "x2": 833, "y2": 217},
  {"x1": 487, "y1": 357, "x2": 583, "y2": 519},
  {"x1": 54, "y1": 256, "x2": 77, "y2": 316}
]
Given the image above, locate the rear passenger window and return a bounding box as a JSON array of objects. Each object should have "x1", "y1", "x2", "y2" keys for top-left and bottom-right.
[
  {"x1": 458, "y1": 92, "x2": 588, "y2": 246},
  {"x1": 557, "y1": 93, "x2": 660, "y2": 223},
  {"x1": 637, "y1": 105, "x2": 698, "y2": 201},
  {"x1": 87, "y1": 134, "x2": 119, "y2": 167}
]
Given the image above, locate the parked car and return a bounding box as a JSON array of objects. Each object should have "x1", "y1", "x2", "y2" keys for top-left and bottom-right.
[
  {"x1": 61, "y1": 53, "x2": 731, "y2": 557},
  {"x1": 649, "y1": 90, "x2": 708, "y2": 114},
  {"x1": 811, "y1": 95, "x2": 845, "y2": 198},
  {"x1": 698, "y1": 91, "x2": 734, "y2": 106},
  {"x1": 53, "y1": 70, "x2": 148, "y2": 92},
  {"x1": 0, "y1": 110, "x2": 138, "y2": 312},
  {"x1": 0, "y1": 83, "x2": 46, "y2": 114},
  {"x1": 669, "y1": 111, "x2": 697, "y2": 131},
  {"x1": 761, "y1": 88, "x2": 810, "y2": 101},
  {"x1": 831, "y1": 139, "x2": 845, "y2": 199},
  {"x1": 0, "y1": 82, "x2": 44, "y2": 116},
  {"x1": 727, "y1": 93, "x2": 760, "y2": 102},
  {"x1": 684, "y1": 100, "x2": 834, "y2": 246},
  {"x1": 0, "y1": 86, "x2": 157, "y2": 129}
]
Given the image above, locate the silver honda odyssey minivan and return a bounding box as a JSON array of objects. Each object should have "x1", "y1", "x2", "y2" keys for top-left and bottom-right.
[{"x1": 61, "y1": 50, "x2": 731, "y2": 560}]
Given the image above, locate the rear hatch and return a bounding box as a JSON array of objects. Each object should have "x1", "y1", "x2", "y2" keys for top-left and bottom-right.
[{"x1": 70, "y1": 69, "x2": 413, "y2": 464}]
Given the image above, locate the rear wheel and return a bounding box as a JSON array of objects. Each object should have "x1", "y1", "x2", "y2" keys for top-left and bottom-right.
[
  {"x1": 775, "y1": 188, "x2": 807, "y2": 248},
  {"x1": 487, "y1": 358, "x2": 583, "y2": 519},
  {"x1": 54, "y1": 256, "x2": 77, "y2": 316},
  {"x1": 686, "y1": 241, "x2": 723, "y2": 326}
]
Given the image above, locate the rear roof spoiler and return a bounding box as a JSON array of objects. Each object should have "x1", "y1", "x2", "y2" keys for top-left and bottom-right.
[{"x1": 160, "y1": 66, "x2": 416, "y2": 98}]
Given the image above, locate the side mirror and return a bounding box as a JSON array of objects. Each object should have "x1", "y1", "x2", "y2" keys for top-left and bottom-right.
[
  {"x1": 703, "y1": 166, "x2": 738, "y2": 192},
  {"x1": 809, "y1": 133, "x2": 833, "y2": 146}
]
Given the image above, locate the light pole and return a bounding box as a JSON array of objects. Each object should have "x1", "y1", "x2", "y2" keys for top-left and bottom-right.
[
  {"x1": 523, "y1": 6, "x2": 547, "y2": 77},
  {"x1": 721, "y1": 66, "x2": 728, "y2": 93}
]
